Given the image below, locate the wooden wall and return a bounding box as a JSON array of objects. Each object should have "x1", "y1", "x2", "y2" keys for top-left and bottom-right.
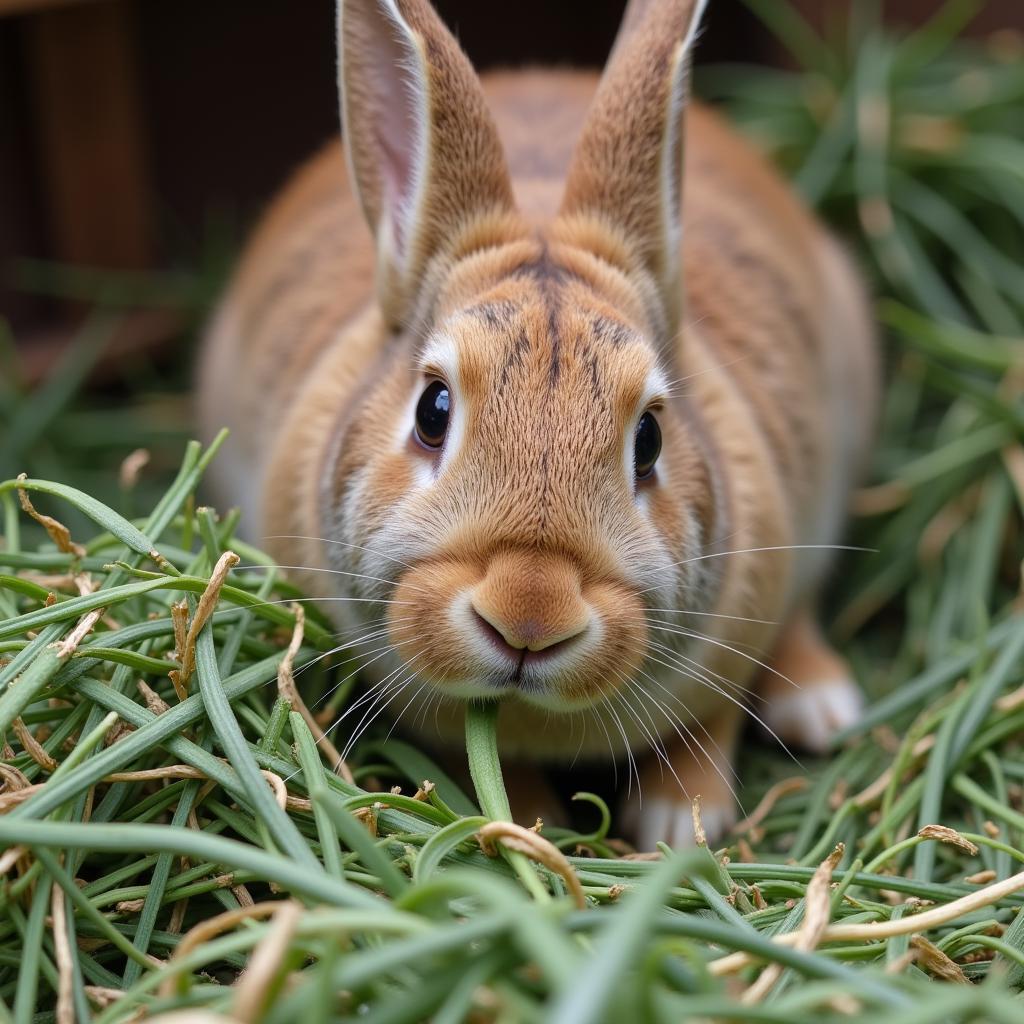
[{"x1": 0, "y1": 0, "x2": 1018, "y2": 342}]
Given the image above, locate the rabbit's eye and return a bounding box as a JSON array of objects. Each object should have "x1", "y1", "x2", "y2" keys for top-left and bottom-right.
[
  {"x1": 414, "y1": 379, "x2": 450, "y2": 449},
  {"x1": 634, "y1": 411, "x2": 661, "y2": 479}
]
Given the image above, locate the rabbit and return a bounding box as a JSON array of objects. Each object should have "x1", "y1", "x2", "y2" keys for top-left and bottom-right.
[{"x1": 199, "y1": 0, "x2": 878, "y2": 850}]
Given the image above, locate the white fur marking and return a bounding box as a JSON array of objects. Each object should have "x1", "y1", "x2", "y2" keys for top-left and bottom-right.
[{"x1": 763, "y1": 677, "x2": 864, "y2": 755}]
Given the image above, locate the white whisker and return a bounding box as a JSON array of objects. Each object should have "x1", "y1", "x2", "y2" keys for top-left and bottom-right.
[
  {"x1": 646, "y1": 638, "x2": 757, "y2": 702},
  {"x1": 642, "y1": 650, "x2": 800, "y2": 766},
  {"x1": 638, "y1": 544, "x2": 873, "y2": 593},
  {"x1": 644, "y1": 607, "x2": 777, "y2": 626},
  {"x1": 602, "y1": 699, "x2": 638, "y2": 800},
  {"x1": 233, "y1": 563, "x2": 429, "y2": 594},
  {"x1": 616, "y1": 673, "x2": 687, "y2": 797},
  {"x1": 646, "y1": 620, "x2": 796, "y2": 689},
  {"x1": 264, "y1": 534, "x2": 417, "y2": 571},
  {"x1": 629, "y1": 662, "x2": 741, "y2": 806}
]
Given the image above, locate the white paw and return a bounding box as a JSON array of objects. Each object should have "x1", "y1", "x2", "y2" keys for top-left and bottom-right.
[
  {"x1": 762, "y1": 676, "x2": 864, "y2": 754},
  {"x1": 632, "y1": 797, "x2": 737, "y2": 852}
]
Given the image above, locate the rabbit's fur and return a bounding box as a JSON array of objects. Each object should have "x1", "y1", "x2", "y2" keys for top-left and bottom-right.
[{"x1": 199, "y1": 0, "x2": 878, "y2": 848}]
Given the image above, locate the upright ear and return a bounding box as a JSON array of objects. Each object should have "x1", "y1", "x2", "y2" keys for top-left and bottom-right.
[
  {"x1": 559, "y1": 0, "x2": 709, "y2": 331},
  {"x1": 338, "y1": 0, "x2": 517, "y2": 326}
]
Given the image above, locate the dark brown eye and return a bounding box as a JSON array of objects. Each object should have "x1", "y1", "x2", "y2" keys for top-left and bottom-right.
[
  {"x1": 634, "y1": 411, "x2": 661, "y2": 479},
  {"x1": 414, "y1": 380, "x2": 450, "y2": 449}
]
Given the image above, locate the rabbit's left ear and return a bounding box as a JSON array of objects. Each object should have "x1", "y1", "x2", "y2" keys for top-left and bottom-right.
[
  {"x1": 559, "y1": 0, "x2": 709, "y2": 333},
  {"x1": 338, "y1": 0, "x2": 517, "y2": 326}
]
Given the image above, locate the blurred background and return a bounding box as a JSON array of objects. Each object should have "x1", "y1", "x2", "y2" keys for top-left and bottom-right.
[
  {"x1": 2, "y1": 0, "x2": 1024, "y2": 668},
  {"x1": 3, "y1": 1, "x2": 1021, "y2": 337}
]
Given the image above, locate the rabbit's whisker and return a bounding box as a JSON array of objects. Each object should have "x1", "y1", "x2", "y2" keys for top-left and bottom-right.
[
  {"x1": 307, "y1": 633, "x2": 422, "y2": 706},
  {"x1": 342, "y1": 654, "x2": 427, "y2": 761},
  {"x1": 638, "y1": 544, "x2": 873, "y2": 593},
  {"x1": 642, "y1": 650, "x2": 799, "y2": 766},
  {"x1": 611, "y1": 688, "x2": 667, "y2": 806},
  {"x1": 646, "y1": 620, "x2": 796, "y2": 689},
  {"x1": 385, "y1": 670, "x2": 436, "y2": 743},
  {"x1": 294, "y1": 627, "x2": 402, "y2": 682},
  {"x1": 615, "y1": 673, "x2": 687, "y2": 796},
  {"x1": 264, "y1": 534, "x2": 417, "y2": 571},
  {"x1": 588, "y1": 702, "x2": 619, "y2": 787},
  {"x1": 601, "y1": 698, "x2": 638, "y2": 800},
  {"x1": 325, "y1": 655, "x2": 418, "y2": 753},
  {"x1": 328, "y1": 613, "x2": 419, "y2": 642},
  {"x1": 569, "y1": 707, "x2": 589, "y2": 768},
  {"x1": 250, "y1": 596, "x2": 414, "y2": 612},
  {"x1": 629, "y1": 662, "x2": 742, "y2": 805},
  {"x1": 646, "y1": 638, "x2": 756, "y2": 702},
  {"x1": 643, "y1": 607, "x2": 777, "y2": 626},
  {"x1": 233, "y1": 563, "x2": 430, "y2": 595}
]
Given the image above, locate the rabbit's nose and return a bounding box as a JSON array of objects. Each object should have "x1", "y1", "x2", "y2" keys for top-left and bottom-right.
[
  {"x1": 470, "y1": 549, "x2": 590, "y2": 659},
  {"x1": 471, "y1": 604, "x2": 587, "y2": 656}
]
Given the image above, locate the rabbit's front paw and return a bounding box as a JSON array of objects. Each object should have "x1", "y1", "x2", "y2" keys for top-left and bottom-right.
[
  {"x1": 630, "y1": 793, "x2": 738, "y2": 852},
  {"x1": 622, "y1": 714, "x2": 741, "y2": 852},
  {"x1": 762, "y1": 676, "x2": 863, "y2": 755},
  {"x1": 761, "y1": 610, "x2": 864, "y2": 754}
]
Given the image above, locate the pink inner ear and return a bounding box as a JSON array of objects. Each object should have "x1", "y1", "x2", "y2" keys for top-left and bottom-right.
[
  {"x1": 375, "y1": 126, "x2": 416, "y2": 252},
  {"x1": 365, "y1": 6, "x2": 425, "y2": 256}
]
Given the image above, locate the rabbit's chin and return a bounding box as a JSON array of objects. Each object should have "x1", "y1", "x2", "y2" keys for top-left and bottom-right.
[{"x1": 384, "y1": 558, "x2": 650, "y2": 713}]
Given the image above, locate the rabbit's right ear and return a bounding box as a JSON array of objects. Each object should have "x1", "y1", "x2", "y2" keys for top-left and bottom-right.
[
  {"x1": 559, "y1": 0, "x2": 709, "y2": 336},
  {"x1": 338, "y1": 0, "x2": 518, "y2": 327}
]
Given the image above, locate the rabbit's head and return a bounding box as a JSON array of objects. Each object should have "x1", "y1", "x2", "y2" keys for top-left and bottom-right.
[{"x1": 326, "y1": 0, "x2": 719, "y2": 713}]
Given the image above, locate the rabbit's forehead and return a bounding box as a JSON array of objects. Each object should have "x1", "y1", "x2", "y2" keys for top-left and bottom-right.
[{"x1": 427, "y1": 297, "x2": 663, "y2": 425}]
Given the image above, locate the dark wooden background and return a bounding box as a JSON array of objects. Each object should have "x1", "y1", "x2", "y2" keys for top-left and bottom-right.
[{"x1": 1, "y1": 0, "x2": 1019, "y2": 348}]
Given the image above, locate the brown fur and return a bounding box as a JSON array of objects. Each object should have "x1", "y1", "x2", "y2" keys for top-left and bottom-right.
[{"x1": 199, "y1": 0, "x2": 878, "y2": 845}]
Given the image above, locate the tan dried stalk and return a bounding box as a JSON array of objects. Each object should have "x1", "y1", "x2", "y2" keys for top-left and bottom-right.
[
  {"x1": 169, "y1": 600, "x2": 190, "y2": 700},
  {"x1": 691, "y1": 795, "x2": 706, "y2": 847},
  {"x1": 159, "y1": 902, "x2": 283, "y2": 997},
  {"x1": 12, "y1": 717, "x2": 57, "y2": 771},
  {"x1": 51, "y1": 884, "x2": 75, "y2": 1024},
  {"x1": 0, "y1": 846, "x2": 27, "y2": 875},
  {"x1": 276, "y1": 604, "x2": 355, "y2": 784},
  {"x1": 100, "y1": 764, "x2": 310, "y2": 812},
  {"x1": 741, "y1": 844, "x2": 844, "y2": 1003},
  {"x1": 709, "y1": 866, "x2": 1024, "y2": 976},
  {"x1": 84, "y1": 986, "x2": 127, "y2": 1009},
  {"x1": 177, "y1": 552, "x2": 240, "y2": 688},
  {"x1": 478, "y1": 821, "x2": 586, "y2": 909},
  {"x1": 17, "y1": 476, "x2": 85, "y2": 557},
  {"x1": 965, "y1": 869, "x2": 997, "y2": 885},
  {"x1": 119, "y1": 448, "x2": 150, "y2": 490},
  {"x1": 0, "y1": 784, "x2": 42, "y2": 813},
  {"x1": 853, "y1": 735, "x2": 935, "y2": 808},
  {"x1": 918, "y1": 824, "x2": 979, "y2": 855},
  {"x1": 232, "y1": 901, "x2": 303, "y2": 1022},
  {"x1": 0, "y1": 762, "x2": 31, "y2": 793},
  {"x1": 138, "y1": 679, "x2": 171, "y2": 716},
  {"x1": 910, "y1": 935, "x2": 969, "y2": 983},
  {"x1": 734, "y1": 777, "x2": 809, "y2": 832}
]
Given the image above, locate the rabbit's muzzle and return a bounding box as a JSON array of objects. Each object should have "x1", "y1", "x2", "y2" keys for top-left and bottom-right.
[{"x1": 386, "y1": 546, "x2": 648, "y2": 709}]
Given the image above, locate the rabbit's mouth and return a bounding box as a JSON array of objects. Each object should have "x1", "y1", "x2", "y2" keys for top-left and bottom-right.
[{"x1": 470, "y1": 616, "x2": 596, "y2": 706}]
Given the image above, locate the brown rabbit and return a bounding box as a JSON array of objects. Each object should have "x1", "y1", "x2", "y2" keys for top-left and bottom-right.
[{"x1": 199, "y1": 0, "x2": 877, "y2": 848}]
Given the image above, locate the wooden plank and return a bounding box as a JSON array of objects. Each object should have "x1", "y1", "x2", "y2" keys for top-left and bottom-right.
[
  {"x1": 17, "y1": 308, "x2": 184, "y2": 386},
  {"x1": 0, "y1": 0, "x2": 95, "y2": 20},
  {"x1": 25, "y1": 0, "x2": 154, "y2": 268}
]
